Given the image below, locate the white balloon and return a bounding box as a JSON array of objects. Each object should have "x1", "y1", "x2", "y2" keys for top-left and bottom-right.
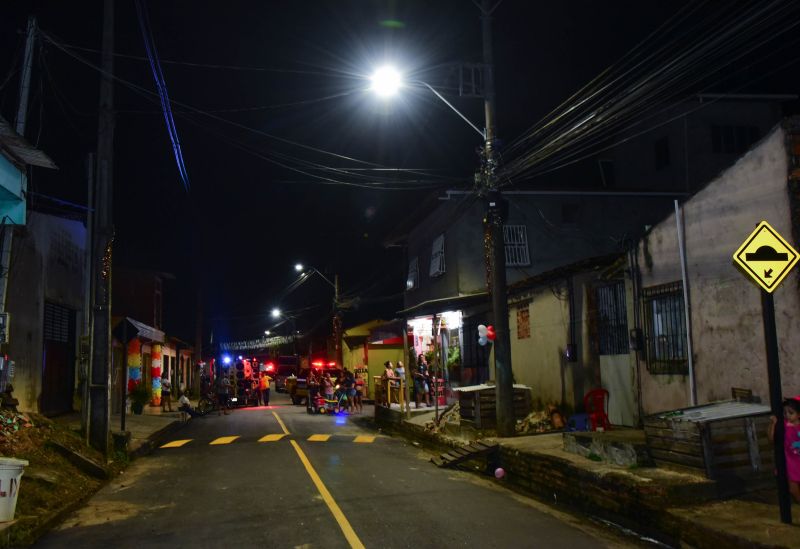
[{"x1": 477, "y1": 324, "x2": 488, "y2": 337}]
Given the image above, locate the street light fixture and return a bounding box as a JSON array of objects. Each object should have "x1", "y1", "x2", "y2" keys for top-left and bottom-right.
[
  {"x1": 271, "y1": 307, "x2": 281, "y2": 319},
  {"x1": 369, "y1": 66, "x2": 402, "y2": 97},
  {"x1": 264, "y1": 330, "x2": 271, "y2": 336}
]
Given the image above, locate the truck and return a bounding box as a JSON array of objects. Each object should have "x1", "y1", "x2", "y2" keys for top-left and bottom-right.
[
  {"x1": 286, "y1": 358, "x2": 342, "y2": 405},
  {"x1": 274, "y1": 355, "x2": 300, "y2": 393}
]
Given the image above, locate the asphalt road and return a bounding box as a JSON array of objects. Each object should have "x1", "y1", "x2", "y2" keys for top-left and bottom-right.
[{"x1": 36, "y1": 392, "x2": 641, "y2": 548}]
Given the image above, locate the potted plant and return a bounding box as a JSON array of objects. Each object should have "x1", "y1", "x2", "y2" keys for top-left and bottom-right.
[{"x1": 129, "y1": 382, "x2": 150, "y2": 415}]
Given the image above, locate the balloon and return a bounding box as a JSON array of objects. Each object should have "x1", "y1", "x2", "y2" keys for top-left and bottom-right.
[
  {"x1": 477, "y1": 324, "x2": 488, "y2": 337},
  {"x1": 478, "y1": 336, "x2": 488, "y2": 346},
  {"x1": 494, "y1": 467, "x2": 505, "y2": 479},
  {"x1": 487, "y1": 326, "x2": 496, "y2": 341}
]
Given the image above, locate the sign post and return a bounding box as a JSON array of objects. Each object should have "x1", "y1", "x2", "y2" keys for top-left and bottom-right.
[{"x1": 733, "y1": 220, "x2": 799, "y2": 524}]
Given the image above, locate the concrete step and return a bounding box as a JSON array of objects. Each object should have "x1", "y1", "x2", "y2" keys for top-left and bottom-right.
[{"x1": 562, "y1": 429, "x2": 653, "y2": 467}]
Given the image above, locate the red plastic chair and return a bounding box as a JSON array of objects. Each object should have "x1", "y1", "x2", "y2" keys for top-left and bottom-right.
[{"x1": 583, "y1": 388, "x2": 611, "y2": 431}]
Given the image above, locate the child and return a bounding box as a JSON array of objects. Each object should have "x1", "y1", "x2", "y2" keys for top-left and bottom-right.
[{"x1": 769, "y1": 397, "x2": 800, "y2": 502}]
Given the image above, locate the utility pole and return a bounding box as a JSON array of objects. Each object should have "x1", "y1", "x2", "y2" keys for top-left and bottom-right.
[
  {"x1": 0, "y1": 17, "x2": 36, "y2": 321},
  {"x1": 89, "y1": 0, "x2": 115, "y2": 455},
  {"x1": 480, "y1": 0, "x2": 515, "y2": 437},
  {"x1": 334, "y1": 274, "x2": 343, "y2": 367}
]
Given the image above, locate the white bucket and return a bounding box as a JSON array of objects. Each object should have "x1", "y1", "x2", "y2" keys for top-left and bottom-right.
[{"x1": 0, "y1": 457, "x2": 28, "y2": 522}]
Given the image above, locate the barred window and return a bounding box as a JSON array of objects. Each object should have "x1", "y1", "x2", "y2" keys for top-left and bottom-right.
[
  {"x1": 406, "y1": 257, "x2": 419, "y2": 290},
  {"x1": 516, "y1": 304, "x2": 531, "y2": 339},
  {"x1": 643, "y1": 281, "x2": 688, "y2": 375},
  {"x1": 504, "y1": 225, "x2": 530, "y2": 267},
  {"x1": 429, "y1": 234, "x2": 445, "y2": 277},
  {"x1": 596, "y1": 282, "x2": 628, "y2": 355}
]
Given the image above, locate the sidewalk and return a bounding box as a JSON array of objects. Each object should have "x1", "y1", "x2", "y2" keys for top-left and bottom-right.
[
  {"x1": 56, "y1": 401, "x2": 190, "y2": 457},
  {"x1": 374, "y1": 409, "x2": 800, "y2": 549}
]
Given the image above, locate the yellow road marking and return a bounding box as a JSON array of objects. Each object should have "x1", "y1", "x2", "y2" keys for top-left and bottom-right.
[
  {"x1": 289, "y1": 440, "x2": 365, "y2": 549},
  {"x1": 258, "y1": 434, "x2": 286, "y2": 442},
  {"x1": 353, "y1": 435, "x2": 375, "y2": 443},
  {"x1": 308, "y1": 434, "x2": 331, "y2": 442},
  {"x1": 160, "y1": 439, "x2": 191, "y2": 448},
  {"x1": 272, "y1": 411, "x2": 290, "y2": 435},
  {"x1": 209, "y1": 436, "x2": 240, "y2": 445}
]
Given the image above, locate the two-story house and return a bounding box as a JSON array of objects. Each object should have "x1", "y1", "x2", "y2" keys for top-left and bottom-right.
[{"x1": 391, "y1": 95, "x2": 791, "y2": 423}]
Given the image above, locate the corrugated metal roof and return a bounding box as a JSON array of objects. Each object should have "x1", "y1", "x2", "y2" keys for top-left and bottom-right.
[
  {"x1": 0, "y1": 116, "x2": 57, "y2": 169},
  {"x1": 453, "y1": 383, "x2": 530, "y2": 393},
  {"x1": 656, "y1": 401, "x2": 770, "y2": 423}
]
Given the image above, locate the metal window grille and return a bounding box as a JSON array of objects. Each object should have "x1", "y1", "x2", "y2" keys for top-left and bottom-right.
[
  {"x1": 429, "y1": 234, "x2": 445, "y2": 277},
  {"x1": 504, "y1": 225, "x2": 530, "y2": 266},
  {"x1": 44, "y1": 302, "x2": 72, "y2": 343},
  {"x1": 406, "y1": 257, "x2": 419, "y2": 290},
  {"x1": 596, "y1": 282, "x2": 628, "y2": 355},
  {"x1": 642, "y1": 281, "x2": 688, "y2": 375}
]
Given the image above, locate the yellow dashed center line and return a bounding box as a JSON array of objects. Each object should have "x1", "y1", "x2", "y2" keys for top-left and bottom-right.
[
  {"x1": 353, "y1": 435, "x2": 375, "y2": 443},
  {"x1": 308, "y1": 434, "x2": 331, "y2": 442},
  {"x1": 209, "y1": 435, "x2": 240, "y2": 445},
  {"x1": 160, "y1": 439, "x2": 192, "y2": 448},
  {"x1": 258, "y1": 434, "x2": 287, "y2": 442}
]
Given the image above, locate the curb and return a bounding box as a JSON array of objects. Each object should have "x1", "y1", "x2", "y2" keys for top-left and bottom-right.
[{"x1": 129, "y1": 420, "x2": 184, "y2": 459}]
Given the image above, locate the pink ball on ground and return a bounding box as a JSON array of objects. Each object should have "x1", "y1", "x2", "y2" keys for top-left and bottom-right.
[{"x1": 494, "y1": 467, "x2": 505, "y2": 479}]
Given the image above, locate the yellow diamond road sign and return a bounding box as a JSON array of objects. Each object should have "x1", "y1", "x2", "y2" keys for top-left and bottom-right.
[{"x1": 733, "y1": 221, "x2": 799, "y2": 293}]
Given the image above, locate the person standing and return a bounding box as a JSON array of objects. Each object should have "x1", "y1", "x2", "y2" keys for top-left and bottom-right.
[
  {"x1": 342, "y1": 369, "x2": 356, "y2": 413},
  {"x1": 217, "y1": 373, "x2": 231, "y2": 415},
  {"x1": 354, "y1": 371, "x2": 365, "y2": 413},
  {"x1": 769, "y1": 396, "x2": 800, "y2": 502},
  {"x1": 161, "y1": 375, "x2": 173, "y2": 412},
  {"x1": 259, "y1": 372, "x2": 272, "y2": 406}
]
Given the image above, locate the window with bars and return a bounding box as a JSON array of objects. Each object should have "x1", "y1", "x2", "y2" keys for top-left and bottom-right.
[
  {"x1": 429, "y1": 234, "x2": 445, "y2": 277},
  {"x1": 406, "y1": 257, "x2": 419, "y2": 290},
  {"x1": 504, "y1": 225, "x2": 530, "y2": 266},
  {"x1": 596, "y1": 281, "x2": 628, "y2": 355},
  {"x1": 642, "y1": 281, "x2": 688, "y2": 375}
]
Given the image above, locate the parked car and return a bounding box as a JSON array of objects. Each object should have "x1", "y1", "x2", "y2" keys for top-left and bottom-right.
[{"x1": 274, "y1": 355, "x2": 299, "y2": 392}]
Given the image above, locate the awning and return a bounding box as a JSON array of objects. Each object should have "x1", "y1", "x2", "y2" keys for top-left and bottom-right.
[
  {"x1": 0, "y1": 116, "x2": 57, "y2": 170},
  {"x1": 115, "y1": 317, "x2": 165, "y2": 343},
  {"x1": 398, "y1": 292, "x2": 489, "y2": 318}
]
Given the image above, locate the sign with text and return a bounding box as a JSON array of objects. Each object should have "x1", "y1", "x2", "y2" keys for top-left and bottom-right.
[{"x1": 733, "y1": 221, "x2": 799, "y2": 292}]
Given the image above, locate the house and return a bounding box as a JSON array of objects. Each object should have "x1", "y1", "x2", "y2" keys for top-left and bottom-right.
[
  {"x1": 632, "y1": 118, "x2": 800, "y2": 415},
  {"x1": 111, "y1": 268, "x2": 196, "y2": 409},
  {"x1": 6, "y1": 210, "x2": 86, "y2": 415},
  {"x1": 391, "y1": 96, "x2": 791, "y2": 419}
]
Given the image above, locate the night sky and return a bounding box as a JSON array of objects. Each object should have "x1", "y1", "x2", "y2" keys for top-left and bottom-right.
[{"x1": 1, "y1": 1, "x2": 795, "y2": 344}]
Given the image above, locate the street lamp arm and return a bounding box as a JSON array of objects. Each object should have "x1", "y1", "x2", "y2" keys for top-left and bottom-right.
[
  {"x1": 414, "y1": 81, "x2": 485, "y2": 140},
  {"x1": 305, "y1": 267, "x2": 336, "y2": 290}
]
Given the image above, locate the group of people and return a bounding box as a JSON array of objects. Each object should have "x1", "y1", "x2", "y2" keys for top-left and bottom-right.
[
  {"x1": 380, "y1": 354, "x2": 436, "y2": 408},
  {"x1": 306, "y1": 368, "x2": 364, "y2": 413}
]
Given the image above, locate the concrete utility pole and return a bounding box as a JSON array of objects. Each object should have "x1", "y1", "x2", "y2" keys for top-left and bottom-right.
[
  {"x1": 480, "y1": 0, "x2": 515, "y2": 437},
  {"x1": 89, "y1": 0, "x2": 115, "y2": 455},
  {"x1": 0, "y1": 17, "x2": 36, "y2": 320},
  {"x1": 334, "y1": 274, "x2": 343, "y2": 367}
]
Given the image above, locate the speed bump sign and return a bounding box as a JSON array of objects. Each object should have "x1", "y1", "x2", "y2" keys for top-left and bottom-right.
[{"x1": 733, "y1": 220, "x2": 799, "y2": 293}]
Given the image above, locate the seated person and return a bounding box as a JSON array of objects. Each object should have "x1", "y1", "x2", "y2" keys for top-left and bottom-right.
[{"x1": 178, "y1": 391, "x2": 201, "y2": 418}]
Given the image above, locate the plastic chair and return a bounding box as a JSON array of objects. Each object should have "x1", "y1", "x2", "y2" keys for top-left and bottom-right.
[{"x1": 583, "y1": 388, "x2": 611, "y2": 431}]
